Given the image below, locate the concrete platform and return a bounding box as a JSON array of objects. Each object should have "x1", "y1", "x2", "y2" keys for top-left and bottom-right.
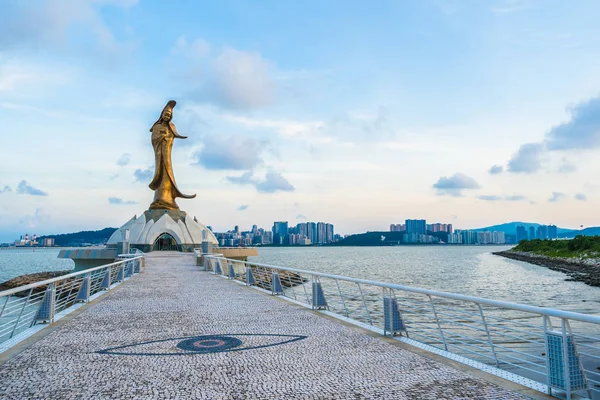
[{"x1": 0, "y1": 252, "x2": 538, "y2": 399}]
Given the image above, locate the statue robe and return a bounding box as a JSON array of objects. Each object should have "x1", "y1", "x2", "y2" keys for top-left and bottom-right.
[{"x1": 148, "y1": 121, "x2": 196, "y2": 210}]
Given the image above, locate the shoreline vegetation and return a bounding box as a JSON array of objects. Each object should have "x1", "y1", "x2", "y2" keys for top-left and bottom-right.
[
  {"x1": 0, "y1": 270, "x2": 72, "y2": 294},
  {"x1": 494, "y1": 236, "x2": 600, "y2": 287}
]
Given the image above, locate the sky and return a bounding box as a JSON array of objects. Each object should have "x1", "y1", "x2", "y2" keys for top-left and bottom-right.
[{"x1": 2, "y1": 0, "x2": 600, "y2": 242}]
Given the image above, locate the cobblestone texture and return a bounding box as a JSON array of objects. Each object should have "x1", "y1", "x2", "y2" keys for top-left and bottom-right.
[{"x1": 0, "y1": 252, "x2": 527, "y2": 399}]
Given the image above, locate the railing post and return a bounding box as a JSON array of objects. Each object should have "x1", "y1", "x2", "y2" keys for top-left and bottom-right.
[
  {"x1": 271, "y1": 272, "x2": 283, "y2": 295},
  {"x1": 76, "y1": 273, "x2": 91, "y2": 303},
  {"x1": 203, "y1": 255, "x2": 208, "y2": 271},
  {"x1": 34, "y1": 284, "x2": 55, "y2": 325},
  {"x1": 311, "y1": 278, "x2": 327, "y2": 309},
  {"x1": 561, "y1": 319, "x2": 572, "y2": 400},
  {"x1": 228, "y1": 262, "x2": 236, "y2": 279},
  {"x1": 428, "y1": 295, "x2": 448, "y2": 351},
  {"x1": 125, "y1": 260, "x2": 133, "y2": 278},
  {"x1": 477, "y1": 304, "x2": 499, "y2": 368},
  {"x1": 134, "y1": 258, "x2": 141, "y2": 274},
  {"x1": 246, "y1": 266, "x2": 256, "y2": 286},
  {"x1": 100, "y1": 266, "x2": 111, "y2": 290},
  {"x1": 543, "y1": 316, "x2": 552, "y2": 396},
  {"x1": 214, "y1": 259, "x2": 223, "y2": 275},
  {"x1": 384, "y1": 290, "x2": 404, "y2": 337},
  {"x1": 116, "y1": 263, "x2": 125, "y2": 282}
]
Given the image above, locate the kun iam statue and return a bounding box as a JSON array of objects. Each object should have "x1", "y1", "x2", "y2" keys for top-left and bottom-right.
[{"x1": 148, "y1": 100, "x2": 196, "y2": 210}]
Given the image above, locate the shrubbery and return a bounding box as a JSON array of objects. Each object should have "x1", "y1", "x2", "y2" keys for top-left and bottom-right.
[{"x1": 513, "y1": 235, "x2": 600, "y2": 258}]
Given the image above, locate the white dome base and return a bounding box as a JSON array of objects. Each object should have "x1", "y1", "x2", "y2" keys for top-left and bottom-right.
[{"x1": 107, "y1": 209, "x2": 218, "y2": 252}]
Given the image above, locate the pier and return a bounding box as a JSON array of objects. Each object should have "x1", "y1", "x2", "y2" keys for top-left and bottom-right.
[{"x1": 0, "y1": 252, "x2": 548, "y2": 399}]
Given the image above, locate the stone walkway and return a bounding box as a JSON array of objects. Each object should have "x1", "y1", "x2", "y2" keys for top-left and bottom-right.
[{"x1": 0, "y1": 253, "x2": 529, "y2": 399}]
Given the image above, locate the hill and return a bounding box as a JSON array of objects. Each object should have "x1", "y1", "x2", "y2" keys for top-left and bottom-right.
[
  {"x1": 333, "y1": 231, "x2": 405, "y2": 246},
  {"x1": 38, "y1": 228, "x2": 117, "y2": 247},
  {"x1": 470, "y1": 221, "x2": 573, "y2": 235},
  {"x1": 558, "y1": 226, "x2": 600, "y2": 238}
]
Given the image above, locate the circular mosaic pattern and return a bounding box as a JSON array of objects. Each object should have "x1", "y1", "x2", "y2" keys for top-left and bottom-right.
[{"x1": 176, "y1": 335, "x2": 243, "y2": 353}]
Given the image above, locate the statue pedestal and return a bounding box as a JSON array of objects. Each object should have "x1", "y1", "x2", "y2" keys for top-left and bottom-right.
[{"x1": 106, "y1": 209, "x2": 218, "y2": 252}]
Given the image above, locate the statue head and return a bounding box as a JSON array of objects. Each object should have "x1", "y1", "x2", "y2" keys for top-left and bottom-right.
[
  {"x1": 150, "y1": 100, "x2": 177, "y2": 132},
  {"x1": 160, "y1": 100, "x2": 176, "y2": 122}
]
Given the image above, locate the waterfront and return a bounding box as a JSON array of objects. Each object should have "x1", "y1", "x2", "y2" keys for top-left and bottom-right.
[
  {"x1": 0, "y1": 248, "x2": 73, "y2": 284},
  {"x1": 254, "y1": 245, "x2": 600, "y2": 316},
  {"x1": 1, "y1": 245, "x2": 598, "y2": 316}
]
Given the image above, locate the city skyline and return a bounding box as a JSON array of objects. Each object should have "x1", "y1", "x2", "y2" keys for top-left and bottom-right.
[{"x1": 2, "y1": 1, "x2": 600, "y2": 242}]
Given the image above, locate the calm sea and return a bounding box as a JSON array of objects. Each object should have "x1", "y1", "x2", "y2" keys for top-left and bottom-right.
[{"x1": 1, "y1": 246, "x2": 598, "y2": 315}]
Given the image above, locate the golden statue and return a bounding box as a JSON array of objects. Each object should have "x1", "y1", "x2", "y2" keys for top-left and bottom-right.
[{"x1": 148, "y1": 100, "x2": 196, "y2": 210}]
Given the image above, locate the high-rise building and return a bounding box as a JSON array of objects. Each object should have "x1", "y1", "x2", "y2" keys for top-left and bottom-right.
[
  {"x1": 536, "y1": 225, "x2": 548, "y2": 239},
  {"x1": 316, "y1": 222, "x2": 327, "y2": 244},
  {"x1": 405, "y1": 219, "x2": 426, "y2": 235},
  {"x1": 517, "y1": 225, "x2": 528, "y2": 242},
  {"x1": 326, "y1": 224, "x2": 334, "y2": 243},
  {"x1": 548, "y1": 225, "x2": 558, "y2": 239},
  {"x1": 272, "y1": 221, "x2": 289, "y2": 245},
  {"x1": 528, "y1": 226, "x2": 535, "y2": 240}
]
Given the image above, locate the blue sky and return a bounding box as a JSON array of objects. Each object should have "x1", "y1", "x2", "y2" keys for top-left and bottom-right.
[{"x1": 2, "y1": 0, "x2": 600, "y2": 242}]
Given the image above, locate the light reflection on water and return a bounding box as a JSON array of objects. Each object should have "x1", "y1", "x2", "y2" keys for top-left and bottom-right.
[
  {"x1": 0, "y1": 249, "x2": 74, "y2": 284},
  {"x1": 254, "y1": 246, "x2": 600, "y2": 315}
]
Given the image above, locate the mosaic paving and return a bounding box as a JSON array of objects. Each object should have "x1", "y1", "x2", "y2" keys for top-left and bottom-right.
[{"x1": 0, "y1": 252, "x2": 529, "y2": 399}]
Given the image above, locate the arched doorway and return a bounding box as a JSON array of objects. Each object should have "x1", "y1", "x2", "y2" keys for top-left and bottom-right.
[{"x1": 152, "y1": 233, "x2": 179, "y2": 251}]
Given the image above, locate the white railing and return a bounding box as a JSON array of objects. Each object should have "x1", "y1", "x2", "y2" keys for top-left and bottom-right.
[
  {"x1": 0, "y1": 255, "x2": 144, "y2": 347},
  {"x1": 203, "y1": 254, "x2": 600, "y2": 400}
]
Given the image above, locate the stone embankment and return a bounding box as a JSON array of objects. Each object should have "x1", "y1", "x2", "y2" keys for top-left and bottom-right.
[
  {"x1": 0, "y1": 270, "x2": 72, "y2": 294},
  {"x1": 494, "y1": 251, "x2": 600, "y2": 287}
]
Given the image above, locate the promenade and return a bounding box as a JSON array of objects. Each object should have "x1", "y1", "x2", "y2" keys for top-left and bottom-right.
[{"x1": 0, "y1": 253, "x2": 534, "y2": 399}]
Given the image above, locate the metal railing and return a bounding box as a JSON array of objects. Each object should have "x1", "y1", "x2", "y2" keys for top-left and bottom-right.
[
  {"x1": 203, "y1": 254, "x2": 600, "y2": 400},
  {"x1": 0, "y1": 256, "x2": 144, "y2": 347}
]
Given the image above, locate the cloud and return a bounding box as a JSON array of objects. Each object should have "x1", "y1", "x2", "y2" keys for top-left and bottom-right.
[
  {"x1": 19, "y1": 208, "x2": 50, "y2": 228},
  {"x1": 0, "y1": 185, "x2": 11, "y2": 194},
  {"x1": 557, "y1": 158, "x2": 576, "y2": 174},
  {"x1": 189, "y1": 46, "x2": 277, "y2": 110},
  {"x1": 226, "y1": 171, "x2": 295, "y2": 193},
  {"x1": 255, "y1": 172, "x2": 295, "y2": 193},
  {"x1": 296, "y1": 214, "x2": 308, "y2": 220},
  {"x1": 432, "y1": 173, "x2": 479, "y2": 196},
  {"x1": 505, "y1": 194, "x2": 527, "y2": 201},
  {"x1": 507, "y1": 142, "x2": 546, "y2": 174},
  {"x1": 108, "y1": 197, "x2": 138, "y2": 205},
  {"x1": 238, "y1": 205, "x2": 249, "y2": 211},
  {"x1": 548, "y1": 192, "x2": 567, "y2": 203},
  {"x1": 477, "y1": 195, "x2": 502, "y2": 201},
  {"x1": 134, "y1": 166, "x2": 154, "y2": 183},
  {"x1": 488, "y1": 165, "x2": 504, "y2": 175},
  {"x1": 226, "y1": 171, "x2": 254, "y2": 185},
  {"x1": 193, "y1": 137, "x2": 263, "y2": 170},
  {"x1": 545, "y1": 95, "x2": 600, "y2": 151},
  {"x1": 575, "y1": 193, "x2": 587, "y2": 201},
  {"x1": 0, "y1": 0, "x2": 138, "y2": 55},
  {"x1": 116, "y1": 153, "x2": 131, "y2": 167},
  {"x1": 16, "y1": 180, "x2": 48, "y2": 196}
]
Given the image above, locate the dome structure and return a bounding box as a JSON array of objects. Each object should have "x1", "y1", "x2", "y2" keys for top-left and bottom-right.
[{"x1": 107, "y1": 209, "x2": 217, "y2": 252}]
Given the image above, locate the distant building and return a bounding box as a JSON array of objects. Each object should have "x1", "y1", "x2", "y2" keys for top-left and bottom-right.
[
  {"x1": 548, "y1": 225, "x2": 558, "y2": 239},
  {"x1": 528, "y1": 226, "x2": 535, "y2": 241},
  {"x1": 272, "y1": 221, "x2": 289, "y2": 244},
  {"x1": 405, "y1": 219, "x2": 426, "y2": 235},
  {"x1": 389, "y1": 223, "x2": 405, "y2": 232},
  {"x1": 43, "y1": 238, "x2": 55, "y2": 247},
  {"x1": 516, "y1": 225, "x2": 528, "y2": 242},
  {"x1": 426, "y1": 223, "x2": 453, "y2": 233}
]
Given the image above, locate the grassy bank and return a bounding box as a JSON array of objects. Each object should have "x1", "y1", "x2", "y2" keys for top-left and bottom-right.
[{"x1": 512, "y1": 235, "x2": 600, "y2": 258}]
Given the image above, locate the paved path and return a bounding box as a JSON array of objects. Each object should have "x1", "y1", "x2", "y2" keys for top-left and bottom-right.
[{"x1": 0, "y1": 253, "x2": 528, "y2": 399}]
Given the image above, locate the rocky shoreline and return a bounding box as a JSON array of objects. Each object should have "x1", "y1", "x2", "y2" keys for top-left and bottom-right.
[
  {"x1": 493, "y1": 251, "x2": 600, "y2": 287},
  {"x1": 0, "y1": 270, "x2": 73, "y2": 294}
]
